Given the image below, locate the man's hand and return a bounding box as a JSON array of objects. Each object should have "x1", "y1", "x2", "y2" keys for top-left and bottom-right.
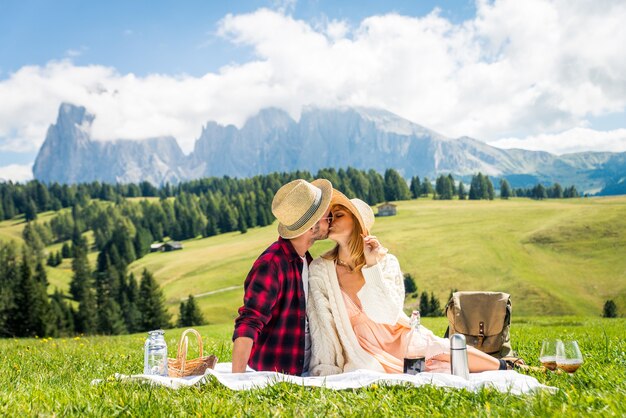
[{"x1": 232, "y1": 337, "x2": 254, "y2": 373}]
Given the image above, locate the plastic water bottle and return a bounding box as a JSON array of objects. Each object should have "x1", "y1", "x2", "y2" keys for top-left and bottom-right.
[{"x1": 144, "y1": 330, "x2": 168, "y2": 376}]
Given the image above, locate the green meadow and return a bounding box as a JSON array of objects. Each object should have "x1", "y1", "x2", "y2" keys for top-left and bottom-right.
[
  {"x1": 1, "y1": 317, "x2": 624, "y2": 416},
  {"x1": 1, "y1": 196, "x2": 626, "y2": 416},
  {"x1": 122, "y1": 196, "x2": 626, "y2": 319},
  {"x1": 1, "y1": 196, "x2": 625, "y2": 321}
]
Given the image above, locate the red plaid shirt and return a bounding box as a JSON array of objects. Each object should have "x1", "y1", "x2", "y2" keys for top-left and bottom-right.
[{"x1": 233, "y1": 237, "x2": 312, "y2": 376}]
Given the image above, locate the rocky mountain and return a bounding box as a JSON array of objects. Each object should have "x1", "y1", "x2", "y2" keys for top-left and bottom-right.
[
  {"x1": 33, "y1": 103, "x2": 626, "y2": 194},
  {"x1": 33, "y1": 104, "x2": 187, "y2": 185}
]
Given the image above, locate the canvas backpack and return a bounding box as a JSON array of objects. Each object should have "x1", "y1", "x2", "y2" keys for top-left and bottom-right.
[{"x1": 444, "y1": 291, "x2": 514, "y2": 358}]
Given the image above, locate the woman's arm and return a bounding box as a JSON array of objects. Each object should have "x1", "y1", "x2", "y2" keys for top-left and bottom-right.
[
  {"x1": 358, "y1": 254, "x2": 405, "y2": 325},
  {"x1": 308, "y1": 260, "x2": 344, "y2": 376}
]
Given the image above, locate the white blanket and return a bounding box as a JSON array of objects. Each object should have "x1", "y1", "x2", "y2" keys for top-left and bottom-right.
[{"x1": 93, "y1": 363, "x2": 557, "y2": 395}]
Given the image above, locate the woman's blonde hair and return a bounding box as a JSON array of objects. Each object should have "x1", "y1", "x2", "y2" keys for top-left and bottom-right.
[{"x1": 322, "y1": 204, "x2": 366, "y2": 271}]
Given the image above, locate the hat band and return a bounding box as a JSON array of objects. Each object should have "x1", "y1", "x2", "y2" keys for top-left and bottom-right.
[{"x1": 285, "y1": 188, "x2": 322, "y2": 231}]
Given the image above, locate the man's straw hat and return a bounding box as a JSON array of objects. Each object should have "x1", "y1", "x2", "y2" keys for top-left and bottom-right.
[
  {"x1": 272, "y1": 179, "x2": 333, "y2": 239},
  {"x1": 330, "y1": 189, "x2": 375, "y2": 235}
]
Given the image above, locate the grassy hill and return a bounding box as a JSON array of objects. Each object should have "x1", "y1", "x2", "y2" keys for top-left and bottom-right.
[{"x1": 2, "y1": 196, "x2": 625, "y2": 322}]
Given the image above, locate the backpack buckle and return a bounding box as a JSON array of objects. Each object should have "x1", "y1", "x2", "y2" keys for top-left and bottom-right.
[{"x1": 478, "y1": 321, "x2": 485, "y2": 346}]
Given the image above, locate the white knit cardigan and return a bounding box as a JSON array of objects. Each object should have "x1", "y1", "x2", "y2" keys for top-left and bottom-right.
[{"x1": 307, "y1": 254, "x2": 411, "y2": 376}]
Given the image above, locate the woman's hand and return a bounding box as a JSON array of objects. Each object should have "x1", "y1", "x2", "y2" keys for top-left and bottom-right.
[{"x1": 362, "y1": 234, "x2": 387, "y2": 267}]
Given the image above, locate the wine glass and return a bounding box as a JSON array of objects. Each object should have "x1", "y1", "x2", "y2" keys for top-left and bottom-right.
[
  {"x1": 556, "y1": 340, "x2": 583, "y2": 374},
  {"x1": 539, "y1": 339, "x2": 560, "y2": 371}
]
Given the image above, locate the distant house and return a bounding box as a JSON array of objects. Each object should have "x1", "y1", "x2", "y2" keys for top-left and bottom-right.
[
  {"x1": 377, "y1": 202, "x2": 397, "y2": 217},
  {"x1": 163, "y1": 241, "x2": 183, "y2": 251},
  {"x1": 150, "y1": 242, "x2": 183, "y2": 252}
]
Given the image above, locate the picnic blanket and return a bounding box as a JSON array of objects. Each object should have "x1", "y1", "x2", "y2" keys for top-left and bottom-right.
[{"x1": 93, "y1": 363, "x2": 557, "y2": 395}]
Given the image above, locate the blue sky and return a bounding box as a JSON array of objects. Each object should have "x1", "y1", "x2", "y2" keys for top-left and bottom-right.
[
  {"x1": 1, "y1": 0, "x2": 625, "y2": 181},
  {"x1": 1, "y1": 0, "x2": 477, "y2": 77}
]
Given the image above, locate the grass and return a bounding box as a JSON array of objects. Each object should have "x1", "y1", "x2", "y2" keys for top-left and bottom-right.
[
  {"x1": 1, "y1": 317, "x2": 624, "y2": 416},
  {"x1": 1, "y1": 196, "x2": 625, "y2": 321}
]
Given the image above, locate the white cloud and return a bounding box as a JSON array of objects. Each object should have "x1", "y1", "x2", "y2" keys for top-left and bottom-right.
[
  {"x1": 0, "y1": 164, "x2": 33, "y2": 182},
  {"x1": 1, "y1": 1, "x2": 625, "y2": 157},
  {"x1": 489, "y1": 127, "x2": 626, "y2": 155}
]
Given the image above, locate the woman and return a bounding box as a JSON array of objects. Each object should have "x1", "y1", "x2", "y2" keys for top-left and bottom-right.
[{"x1": 307, "y1": 192, "x2": 506, "y2": 376}]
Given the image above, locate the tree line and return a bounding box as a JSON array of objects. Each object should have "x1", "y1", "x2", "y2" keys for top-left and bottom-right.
[
  {"x1": 410, "y1": 173, "x2": 579, "y2": 201},
  {"x1": 0, "y1": 168, "x2": 587, "y2": 337},
  {"x1": 1, "y1": 169, "x2": 583, "y2": 225}
]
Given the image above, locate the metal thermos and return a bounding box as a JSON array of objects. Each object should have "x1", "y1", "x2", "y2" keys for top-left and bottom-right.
[{"x1": 450, "y1": 334, "x2": 470, "y2": 380}]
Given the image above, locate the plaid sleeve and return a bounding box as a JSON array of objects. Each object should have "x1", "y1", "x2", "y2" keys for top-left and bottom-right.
[{"x1": 232, "y1": 258, "x2": 280, "y2": 342}]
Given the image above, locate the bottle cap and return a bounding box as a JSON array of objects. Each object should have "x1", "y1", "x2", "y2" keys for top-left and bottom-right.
[{"x1": 450, "y1": 333, "x2": 467, "y2": 350}]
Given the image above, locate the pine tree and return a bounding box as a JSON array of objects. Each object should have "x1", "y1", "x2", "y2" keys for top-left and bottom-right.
[
  {"x1": 0, "y1": 243, "x2": 18, "y2": 337},
  {"x1": 500, "y1": 179, "x2": 512, "y2": 199},
  {"x1": 137, "y1": 269, "x2": 171, "y2": 331},
  {"x1": 403, "y1": 273, "x2": 417, "y2": 294},
  {"x1": 550, "y1": 183, "x2": 564, "y2": 199},
  {"x1": 410, "y1": 176, "x2": 421, "y2": 199},
  {"x1": 94, "y1": 258, "x2": 126, "y2": 335},
  {"x1": 347, "y1": 167, "x2": 370, "y2": 201},
  {"x1": 532, "y1": 184, "x2": 547, "y2": 200},
  {"x1": 458, "y1": 182, "x2": 467, "y2": 200},
  {"x1": 486, "y1": 177, "x2": 495, "y2": 200},
  {"x1": 178, "y1": 295, "x2": 206, "y2": 327},
  {"x1": 429, "y1": 292, "x2": 442, "y2": 317},
  {"x1": 384, "y1": 169, "x2": 411, "y2": 201},
  {"x1": 24, "y1": 198, "x2": 38, "y2": 221},
  {"x1": 134, "y1": 226, "x2": 154, "y2": 259},
  {"x1": 49, "y1": 289, "x2": 75, "y2": 337},
  {"x1": 469, "y1": 173, "x2": 493, "y2": 200},
  {"x1": 421, "y1": 177, "x2": 434, "y2": 197},
  {"x1": 419, "y1": 291, "x2": 430, "y2": 316},
  {"x1": 22, "y1": 222, "x2": 46, "y2": 261},
  {"x1": 70, "y1": 240, "x2": 91, "y2": 302},
  {"x1": 367, "y1": 170, "x2": 385, "y2": 204},
  {"x1": 121, "y1": 273, "x2": 141, "y2": 333},
  {"x1": 602, "y1": 300, "x2": 617, "y2": 318},
  {"x1": 75, "y1": 287, "x2": 97, "y2": 334},
  {"x1": 97, "y1": 297, "x2": 127, "y2": 335},
  {"x1": 435, "y1": 175, "x2": 453, "y2": 200},
  {"x1": 61, "y1": 242, "x2": 72, "y2": 258},
  {"x1": 10, "y1": 251, "x2": 50, "y2": 337},
  {"x1": 237, "y1": 211, "x2": 248, "y2": 234},
  {"x1": 47, "y1": 252, "x2": 56, "y2": 267},
  {"x1": 448, "y1": 174, "x2": 456, "y2": 196}
]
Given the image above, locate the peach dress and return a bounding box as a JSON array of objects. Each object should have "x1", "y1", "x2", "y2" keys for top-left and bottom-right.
[{"x1": 341, "y1": 289, "x2": 451, "y2": 374}]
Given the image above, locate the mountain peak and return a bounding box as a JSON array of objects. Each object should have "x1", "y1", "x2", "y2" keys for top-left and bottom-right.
[
  {"x1": 58, "y1": 102, "x2": 94, "y2": 127},
  {"x1": 242, "y1": 107, "x2": 294, "y2": 132}
]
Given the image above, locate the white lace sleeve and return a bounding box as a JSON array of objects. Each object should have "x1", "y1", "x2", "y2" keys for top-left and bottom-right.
[{"x1": 357, "y1": 254, "x2": 405, "y2": 325}]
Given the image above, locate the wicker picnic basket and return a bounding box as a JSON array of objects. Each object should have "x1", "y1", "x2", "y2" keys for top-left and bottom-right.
[{"x1": 167, "y1": 328, "x2": 218, "y2": 377}]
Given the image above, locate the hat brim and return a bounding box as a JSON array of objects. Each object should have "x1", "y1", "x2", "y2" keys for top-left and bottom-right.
[
  {"x1": 277, "y1": 179, "x2": 333, "y2": 239},
  {"x1": 329, "y1": 189, "x2": 370, "y2": 235}
]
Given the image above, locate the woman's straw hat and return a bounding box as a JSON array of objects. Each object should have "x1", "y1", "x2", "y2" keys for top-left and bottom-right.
[
  {"x1": 330, "y1": 189, "x2": 375, "y2": 235},
  {"x1": 272, "y1": 179, "x2": 333, "y2": 239}
]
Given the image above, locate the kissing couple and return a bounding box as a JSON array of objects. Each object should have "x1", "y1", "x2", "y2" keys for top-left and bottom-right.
[{"x1": 232, "y1": 179, "x2": 507, "y2": 375}]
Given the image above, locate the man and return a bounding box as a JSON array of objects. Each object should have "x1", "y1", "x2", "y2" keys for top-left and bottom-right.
[{"x1": 232, "y1": 178, "x2": 333, "y2": 375}]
